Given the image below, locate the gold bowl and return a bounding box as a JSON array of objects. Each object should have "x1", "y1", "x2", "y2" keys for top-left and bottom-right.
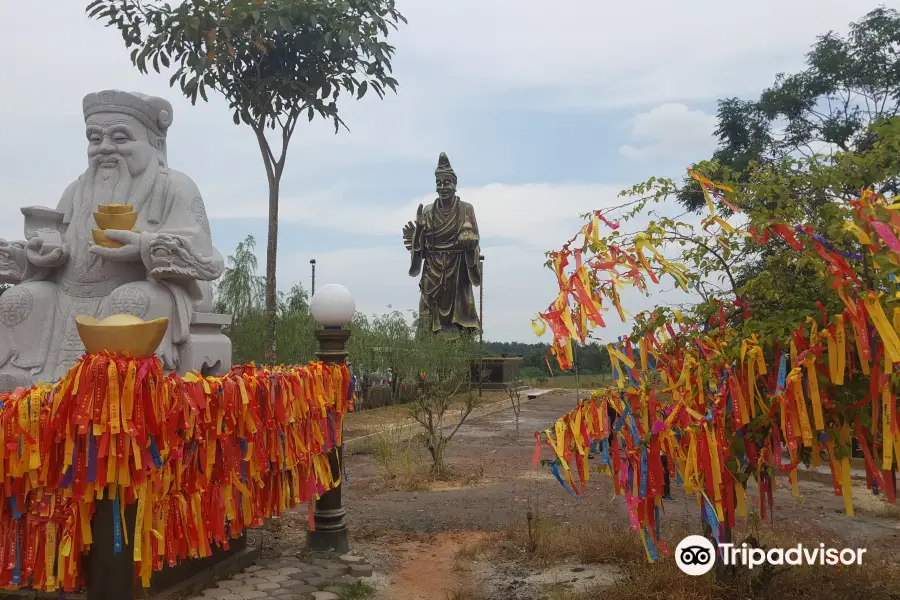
[
  {"x1": 98, "y1": 203, "x2": 134, "y2": 215},
  {"x1": 75, "y1": 314, "x2": 169, "y2": 357},
  {"x1": 93, "y1": 210, "x2": 137, "y2": 231}
]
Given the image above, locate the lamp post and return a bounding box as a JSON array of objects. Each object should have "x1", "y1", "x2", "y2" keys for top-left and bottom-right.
[
  {"x1": 308, "y1": 283, "x2": 355, "y2": 554},
  {"x1": 310, "y1": 258, "x2": 317, "y2": 297}
]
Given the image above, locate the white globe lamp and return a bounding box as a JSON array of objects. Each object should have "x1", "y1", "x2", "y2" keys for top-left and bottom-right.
[{"x1": 310, "y1": 284, "x2": 356, "y2": 328}]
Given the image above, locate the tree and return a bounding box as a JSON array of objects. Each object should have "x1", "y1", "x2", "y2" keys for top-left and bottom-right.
[
  {"x1": 346, "y1": 310, "x2": 422, "y2": 405},
  {"x1": 537, "y1": 117, "x2": 900, "y2": 585},
  {"x1": 679, "y1": 7, "x2": 900, "y2": 212},
  {"x1": 214, "y1": 234, "x2": 264, "y2": 318},
  {"x1": 505, "y1": 383, "x2": 523, "y2": 438},
  {"x1": 276, "y1": 282, "x2": 315, "y2": 364},
  {"x1": 279, "y1": 283, "x2": 308, "y2": 315},
  {"x1": 407, "y1": 331, "x2": 481, "y2": 474},
  {"x1": 88, "y1": 0, "x2": 407, "y2": 362}
]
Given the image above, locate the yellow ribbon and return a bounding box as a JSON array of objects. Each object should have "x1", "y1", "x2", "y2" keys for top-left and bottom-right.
[
  {"x1": 804, "y1": 355, "x2": 824, "y2": 431},
  {"x1": 864, "y1": 292, "x2": 900, "y2": 364}
]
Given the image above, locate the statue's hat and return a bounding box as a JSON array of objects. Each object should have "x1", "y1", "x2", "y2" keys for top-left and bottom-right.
[
  {"x1": 83, "y1": 90, "x2": 173, "y2": 136},
  {"x1": 434, "y1": 152, "x2": 457, "y2": 181}
]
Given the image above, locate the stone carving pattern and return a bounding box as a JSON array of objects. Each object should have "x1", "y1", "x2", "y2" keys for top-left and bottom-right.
[
  {"x1": 109, "y1": 286, "x2": 151, "y2": 319},
  {"x1": 191, "y1": 197, "x2": 210, "y2": 235},
  {"x1": 0, "y1": 287, "x2": 33, "y2": 327}
]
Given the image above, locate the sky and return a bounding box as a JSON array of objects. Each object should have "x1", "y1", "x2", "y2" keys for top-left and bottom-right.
[{"x1": 0, "y1": 0, "x2": 893, "y2": 343}]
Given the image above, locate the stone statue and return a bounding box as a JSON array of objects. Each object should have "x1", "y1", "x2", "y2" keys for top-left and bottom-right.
[
  {"x1": 403, "y1": 152, "x2": 481, "y2": 335},
  {"x1": 0, "y1": 90, "x2": 232, "y2": 390}
]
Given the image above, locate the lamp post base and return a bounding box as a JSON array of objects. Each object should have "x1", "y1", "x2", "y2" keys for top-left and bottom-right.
[
  {"x1": 307, "y1": 446, "x2": 349, "y2": 553},
  {"x1": 306, "y1": 509, "x2": 350, "y2": 554}
]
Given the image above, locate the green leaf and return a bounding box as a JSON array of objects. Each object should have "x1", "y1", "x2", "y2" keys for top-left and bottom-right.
[
  {"x1": 87, "y1": 1, "x2": 108, "y2": 19},
  {"x1": 278, "y1": 16, "x2": 294, "y2": 32},
  {"x1": 357, "y1": 80, "x2": 367, "y2": 99}
]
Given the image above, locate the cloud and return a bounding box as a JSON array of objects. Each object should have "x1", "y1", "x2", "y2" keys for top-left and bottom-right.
[
  {"x1": 396, "y1": 0, "x2": 878, "y2": 110},
  {"x1": 215, "y1": 182, "x2": 627, "y2": 249},
  {"x1": 0, "y1": 0, "x2": 892, "y2": 345},
  {"x1": 278, "y1": 241, "x2": 697, "y2": 344},
  {"x1": 619, "y1": 103, "x2": 718, "y2": 161},
  {"x1": 266, "y1": 180, "x2": 703, "y2": 343}
]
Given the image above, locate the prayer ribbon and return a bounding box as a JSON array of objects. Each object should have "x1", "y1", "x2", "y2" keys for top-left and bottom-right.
[{"x1": 0, "y1": 354, "x2": 354, "y2": 592}]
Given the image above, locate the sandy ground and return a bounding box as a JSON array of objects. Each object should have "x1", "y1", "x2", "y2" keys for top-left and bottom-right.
[{"x1": 257, "y1": 390, "x2": 900, "y2": 600}]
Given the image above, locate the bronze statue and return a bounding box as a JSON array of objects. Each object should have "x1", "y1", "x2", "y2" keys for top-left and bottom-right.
[{"x1": 403, "y1": 153, "x2": 481, "y2": 335}]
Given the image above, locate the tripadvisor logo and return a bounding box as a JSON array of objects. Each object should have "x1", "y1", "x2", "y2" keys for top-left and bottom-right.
[{"x1": 675, "y1": 535, "x2": 867, "y2": 576}]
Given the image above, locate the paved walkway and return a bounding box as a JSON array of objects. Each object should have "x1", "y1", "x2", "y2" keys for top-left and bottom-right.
[{"x1": 188, "y1": 551, "x2": 373, "y2": 600}]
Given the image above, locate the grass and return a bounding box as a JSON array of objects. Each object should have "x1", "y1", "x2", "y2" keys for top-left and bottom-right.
[
  {"x1": 344, "y1": 391, "x2": 509, "y2": 439},
  {"x1": 445, "y1": 587, "x2": 487, "y2": 600},
  {"x1": 544, "y1": 587, "x2": 585, "y2": 600},
  {"x1": 526, "y1": 373, "x2": 611, "y2": 391},
  {"x1": 371, "y1": 427, "x2": 485, "y2": 492},
  {"x1": 373, "y1": 426, "x2": 431, "y2": 491},
  {"x1": 498, "y1": 516, "x2": 651, "y2": 567},
  {"x1": 452, "y1": 538, "x2": 492, "y2": 572},
  {"x1": 340, "y1": 581, "x2": 376, "y2": 600},
  {"x1": 491, "y1": 514, "x2": 900, "y2": 600}
]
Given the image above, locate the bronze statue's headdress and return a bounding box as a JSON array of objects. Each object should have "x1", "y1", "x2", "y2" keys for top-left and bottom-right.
[{"x1": 434, "y1": 152, "x2": 457, "y2": 183}]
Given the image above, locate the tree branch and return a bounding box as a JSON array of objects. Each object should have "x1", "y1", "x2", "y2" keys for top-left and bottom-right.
[
  {"x1": 252, "y1": 117, "x2": 277, "y2": 173},
  {"x1": 275, "y1": 109, "x2": 300, "y2": 174},
  {"x1": 445, "y1": 401, "x2": 476, "y2": 444},
  {"x1": 663, "y1": 233, "x2": 740, "y2": 297}
]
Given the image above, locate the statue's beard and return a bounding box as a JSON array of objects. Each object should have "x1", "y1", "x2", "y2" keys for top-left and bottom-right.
[{"x1": 84, "y1": 156, "x2": 158, "y2": 211}]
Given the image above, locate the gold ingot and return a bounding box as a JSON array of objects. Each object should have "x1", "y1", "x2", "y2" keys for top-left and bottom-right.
[
  {"x1": 92, "y1": 228, "x2": 139, "y2": 248},
  {"x1": 75, "y1": 314, "x2": 169, "y2": 358},
  {"x1": 98, "y1": 203, "x2": 134, "y2": 215},
  {"x1": 93, "y1": 210, "x2": 137, "y2": 231}
]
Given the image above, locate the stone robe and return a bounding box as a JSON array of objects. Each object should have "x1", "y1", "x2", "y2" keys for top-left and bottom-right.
[
  {"x1": 0, "y1": 167, "x2": 221, "y2": 388},
  {"x1": 409, "y1": 196, "x2": 481, "y2": 332}
]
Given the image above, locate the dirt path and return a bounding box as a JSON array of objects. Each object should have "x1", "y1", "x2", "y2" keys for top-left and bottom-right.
[
  {"x1": 361, "y1": 531, "x2": 491, "y2": 600},
  {"x1": 260, "y1": 390, "x2": 900, "y2": 599}
]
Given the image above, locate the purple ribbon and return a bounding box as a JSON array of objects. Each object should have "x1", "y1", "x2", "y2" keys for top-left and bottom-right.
[{"x1": 795, "y1": 225, "x2": 862, "y2": 260}]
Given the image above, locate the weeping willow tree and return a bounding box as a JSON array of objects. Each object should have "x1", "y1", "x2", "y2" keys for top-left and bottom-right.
[
  {"x1": 215, "y1": 235, "x2": 315, "y2": 365},
  {"x1": 215, "y1": 235, "x2": 264, "y2": 318}
]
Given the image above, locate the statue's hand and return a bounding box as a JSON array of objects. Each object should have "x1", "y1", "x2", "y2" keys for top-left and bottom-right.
[
  {"x1": 415, "y1": 203, "x2": 425, "y2": 227},
  {"x1": 25, "y1": 237, "x2": 67, "y2": 268},
  {"x1": 0, "y1": 240, "x2": 26, "y2": 283},
  {"x1": 458, "y1": 230, "x2": 479, "y2": 251},
  {"x1": 89, "y1": 229, "x2": 142, "y2": 262},
  {"x1": 402, "y1": 221, "x2": 416, "y2": 251}
]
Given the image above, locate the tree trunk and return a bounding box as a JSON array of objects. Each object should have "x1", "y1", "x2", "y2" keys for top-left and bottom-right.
[
  {"x1": 251, "y1": 116, "x2": 295, "y2": 367},
  {"x1": 265, "y1": 175, "x2": 279, "y2": 364}
]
